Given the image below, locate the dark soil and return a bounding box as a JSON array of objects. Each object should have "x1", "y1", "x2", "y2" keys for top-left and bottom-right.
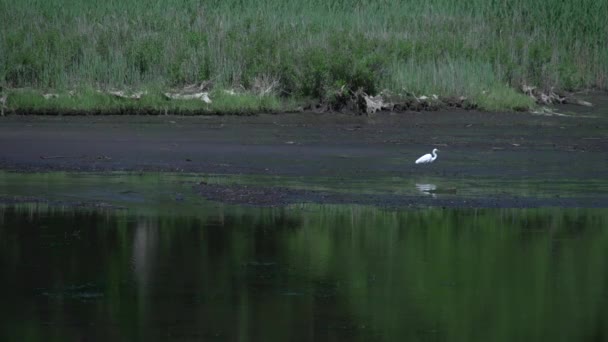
[
  {"x1": 1, "y1": 103, "x2": 607, "y2": 208},
  {"x1": 196, "y1": 183, "x2": 606, "y2": 208}
]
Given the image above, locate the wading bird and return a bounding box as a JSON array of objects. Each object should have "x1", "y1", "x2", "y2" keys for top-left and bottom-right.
[{"x1": 415, "y1": 148, "x2": 439, "y2": 164}]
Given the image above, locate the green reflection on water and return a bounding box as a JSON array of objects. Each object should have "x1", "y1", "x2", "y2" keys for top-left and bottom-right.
[
  {"x1": 1, "y1": 203, "x2": 607, "y2": 341},
  {"x1": 1, "y1": 171, "x2": 607, "y2": 207}
]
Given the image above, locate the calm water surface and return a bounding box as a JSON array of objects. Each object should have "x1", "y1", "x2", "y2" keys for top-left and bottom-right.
[{"x1": 1, "y1": 202, "x2": 607, "y2": 341}]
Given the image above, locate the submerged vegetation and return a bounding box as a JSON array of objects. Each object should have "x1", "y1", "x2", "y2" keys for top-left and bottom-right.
[{"x1": 0, "y1": 0, "x2": 606, "y2": 112}]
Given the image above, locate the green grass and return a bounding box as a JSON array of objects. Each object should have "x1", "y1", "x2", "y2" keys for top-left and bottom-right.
[
  {"x1": 6, "y1": 88, "x2": 288, "y2": 115},
  {"x1": 1, "y1": 0, "x2": 606, "y2": 112}
]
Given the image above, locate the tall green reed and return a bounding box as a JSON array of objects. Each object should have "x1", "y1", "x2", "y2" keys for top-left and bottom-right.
[{"x1": 0, "y1": 0, "x2": 605, "y2": 106}]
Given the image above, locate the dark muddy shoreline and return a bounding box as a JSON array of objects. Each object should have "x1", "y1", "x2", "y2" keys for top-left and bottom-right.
[
  {"x1": 1, "y1": 106, "x2": 607, "y2": 208},
  {"x1": 196, "y1": 183, "x2": 607, "y2": 208}
]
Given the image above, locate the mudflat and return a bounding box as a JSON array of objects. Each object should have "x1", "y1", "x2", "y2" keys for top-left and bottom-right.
[{"x1": 1, "y1": 105, "x2": 607, "y2": 207}]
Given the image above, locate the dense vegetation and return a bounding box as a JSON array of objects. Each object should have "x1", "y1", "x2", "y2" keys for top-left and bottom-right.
[{"x1": 1, "y1": 0, "x2": 606, "y2": 112}]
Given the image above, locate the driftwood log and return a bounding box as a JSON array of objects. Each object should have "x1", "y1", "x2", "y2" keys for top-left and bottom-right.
[
  {"x1": 522, "y1": 85, "x2": 592, "y2": 107},
  {"x1": 107, "y1": 90, "x2": 146, "y2": 100},
  {"x1": 163, "y1": 92, "x2": 211, "y2": 103},
  {"x1": 0, "y1": 93, "x2": 6, "y2": 116}
]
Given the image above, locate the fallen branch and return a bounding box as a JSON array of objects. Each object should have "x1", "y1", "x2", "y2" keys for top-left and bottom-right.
[
  {"x1": 531, "y1": 107, "x2": 574, "y2": 117},
  {"x1": 352, "y1": 88, "x2": 394, "y2": 115},
  {"x1": 0, "y1": 93, "x2": 6, "y2": 116},
  {"x1": 108, "y1": 90, "x2": 146, "y2": 100},
  {"x1": 180, "y1": 81, "x2": 214, "y2": 93},
  {"x1": 252, "y1": 75, "x2": 280, "y2": 96},
  {"x1": 522, "y1": 84, "x2": 593, "y2": 107},
  {"x1": 42, "y1": 93, "x2": 59, "y2": 100},
  {"x1": 572, "y1": 99, "x2": 593, "y2": 107},
  {"x1": 163, "y1": 92, "x2": 211, "y2": 103},
  {"x1": 363, "y1": 94, "x2": 384, "y2": 114},
  {"x1": 162, "y1": 81, "x2": 215, "y2": 103}
]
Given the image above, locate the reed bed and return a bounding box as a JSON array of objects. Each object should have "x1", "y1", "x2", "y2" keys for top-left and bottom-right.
[{"x1": 1, "y1": 0, "x2": 606, "y2": 111}]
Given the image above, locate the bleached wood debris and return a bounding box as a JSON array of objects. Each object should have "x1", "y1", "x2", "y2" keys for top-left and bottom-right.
[
  {"x1": 0, "y1": 93, "x2": 6, "y2": 116},
  {"x1": 361, "y1": 93, "x2": 394, "y2": 115},
  {"x1": 522, "y1": 84, "x2": 592, "y2": 107},
  {"x1": 42, "y1": 93, "x2": 59, "y2": 100},
  {"x1": 108, "y1": 90, "x2": 146, "y2": 100},
  {"x1": 163, "y1": 92, "x2": 212, "y2": 103}
]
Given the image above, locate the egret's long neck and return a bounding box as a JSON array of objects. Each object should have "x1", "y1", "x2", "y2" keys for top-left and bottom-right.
[{"x1": 431, "y1": 150, "x2": 437, "y2": 160}]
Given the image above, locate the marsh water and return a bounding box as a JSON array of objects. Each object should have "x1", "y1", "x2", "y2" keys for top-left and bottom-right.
[
  {"x1": 1, "y1": 172, "x2": 608, "y2": 341},
  {"x1": 1, "y1": 109, "x2": 608, "y2": 341}
]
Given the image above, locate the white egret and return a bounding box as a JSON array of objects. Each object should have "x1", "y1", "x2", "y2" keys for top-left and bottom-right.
[{"x1": 415, "y1": 148, "x2": 439, "y2": 164}]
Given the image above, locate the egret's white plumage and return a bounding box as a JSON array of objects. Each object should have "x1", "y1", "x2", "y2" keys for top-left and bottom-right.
[{"x1": 415, "y1": 148, "x2": 439, "y2": 164}]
